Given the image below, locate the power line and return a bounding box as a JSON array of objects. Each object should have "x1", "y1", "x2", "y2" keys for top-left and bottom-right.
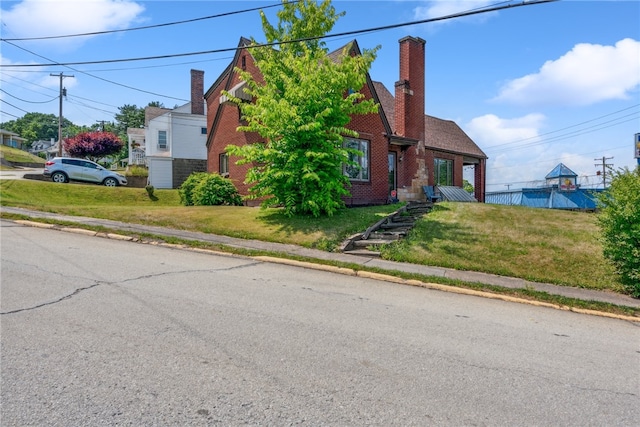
[
  {"x1": 0, "y1": 1, "x2": 296, "y2": 41},
  {"x1": 483, "y1": 104, "x2": 640, "y2": 151},
  {"x1": 4, "y1": 42, "x2": 189, "y2": 103},
  {"x1": 1, "y1": 0, "x2": 559, "y2": 68},
  {"x1": 1, "y1": 98, "x2": 31, "y2": 114},
  {"x1": 0, "y1": 110, "x2": 21, "y2": 119},
  {"x1": 484, "y1": 113, "x2": 640, "y2": 155},
  {"x1": 488, "y1": 144, "x2": 629, "y2": 171},
  {"x1": 0, "y1": 88, "x2": 58, "y2": 104}
]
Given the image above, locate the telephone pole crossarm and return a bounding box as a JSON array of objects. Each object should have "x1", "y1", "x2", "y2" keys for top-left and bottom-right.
[{"x1": 594, "y1": 156, "x2": 614, "y2": 188}]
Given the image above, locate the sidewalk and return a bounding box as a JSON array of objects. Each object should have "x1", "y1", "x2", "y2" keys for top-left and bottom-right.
[{"x1": 3, "y1": 206, "x2": 639, "y2": 310}]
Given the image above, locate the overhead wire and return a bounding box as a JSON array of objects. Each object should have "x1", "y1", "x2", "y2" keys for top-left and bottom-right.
[
  {"x1": 0, "y1": 0, "x2": 555, "y2": 119},
  {"x1": 1, "y1": 0, "x2": 559, "y2": 68},
  {"x1": 483, "y1": 104, "x2": 640, "y2": 152},
  {"x1": 0, "y1": 1, "x2": 298, "y2": 42},
  {"x1": 485, "y1": 112, "x2": 640, "y2": 155},
  {"x1": 0, "y1": 88, "x2": 58, "y2": 104}
]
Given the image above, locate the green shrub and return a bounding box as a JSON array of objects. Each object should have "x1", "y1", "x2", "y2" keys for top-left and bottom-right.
[
  {"x1": 179, "y1": 172, "x2": 207, "y2": 206},
  {"x1": 597, "y1": 167, "x2": 640, "y2": 297},
  {"x1": 126, "y1": 165, "x2": 149, "y2": 177},
  {"x1": 179, "y1": 172, "x2": 243, "y2": 206}
]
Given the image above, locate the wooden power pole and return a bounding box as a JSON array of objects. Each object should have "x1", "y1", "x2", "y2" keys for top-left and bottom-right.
[{"x1": 50, "y1": 73, "x2": 74, "y2": 156}]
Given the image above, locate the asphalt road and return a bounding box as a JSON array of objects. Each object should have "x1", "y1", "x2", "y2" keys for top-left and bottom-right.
[{"x1": 2, "y1": 221, "x2": 639, "y2": 426}]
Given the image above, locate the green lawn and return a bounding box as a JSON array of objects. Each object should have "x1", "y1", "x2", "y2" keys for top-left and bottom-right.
[
  {"x1": 0, "y1": 179, "x2": 623, "y2": 293},
  {"x1": 0, "y1": 145, "x2": 46, "y2": 165}
]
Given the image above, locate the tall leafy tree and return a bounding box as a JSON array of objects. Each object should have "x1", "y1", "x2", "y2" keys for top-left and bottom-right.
[
  {"x1": 597, "y1": 166, "x2": 640, "y2": 296},
  {"x1": 225, "y1": 0, "x2": 379, "y2": 217},
  {"x1": 64, "y1": 131, "x2": 124, "y2": 162},
  {"x1": 0, "y1": 112, "x2": 69, "y2": 147}
]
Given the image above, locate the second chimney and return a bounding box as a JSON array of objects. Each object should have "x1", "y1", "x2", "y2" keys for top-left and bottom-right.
[
  {"x1": 190, "y1": 69, "x2": 205, "y2": 115},
  {"x1": 394, "y1": 36, "x2": 426, "y2": 141}
]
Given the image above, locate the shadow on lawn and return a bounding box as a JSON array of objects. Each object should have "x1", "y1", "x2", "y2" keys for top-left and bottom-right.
[{"x1": 400, "y1": 205, "x2": 480, "y2": 257}]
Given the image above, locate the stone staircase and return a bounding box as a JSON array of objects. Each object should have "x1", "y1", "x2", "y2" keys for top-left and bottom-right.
[{"x1": 340, "y1": 202, "x2": 433, "y2": 257}]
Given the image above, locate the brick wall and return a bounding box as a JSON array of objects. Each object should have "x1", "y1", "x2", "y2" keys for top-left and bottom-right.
[
  {"x1": 172, "y1": 158, "x2": 207, "y2": 188},
  {"x1": 190, "y1": 70, "x2": 205, "y2": 115}
]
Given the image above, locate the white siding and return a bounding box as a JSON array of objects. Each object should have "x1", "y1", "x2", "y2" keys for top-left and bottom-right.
[
  {"x1": 146, "y1": 115, "x2": 171, "y2": 157},
  {"x1": 170, "y1": 113, "x2": 207, "y2": 160},
  {"x1": 148, "y1": 158, "x2": 173, "y2": 189}
]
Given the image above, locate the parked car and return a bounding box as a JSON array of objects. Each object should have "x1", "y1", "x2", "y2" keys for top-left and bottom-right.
[{"x1": 44, "y1": 157, "x2": 127, "y2": 187}]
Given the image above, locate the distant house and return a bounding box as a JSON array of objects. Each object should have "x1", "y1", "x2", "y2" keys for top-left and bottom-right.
[
  {"x1": 486, "y1": 163, "x2": 603, "y2": 211},
  {"x1": 30, "y1": 138, "x2": 57, "y2": 158},
  {"x1": 126, "y1": 128, "x2": 146, "y2": 166},
  {"x1": 1, "y1": 129, "x2": 27, "y2": 150},
  {"x1": 204, "y1": 36, "x2": 487, "y2": 206},
  {"x1": 145, "y1": 70, "x2": 208, "y2": 189}
]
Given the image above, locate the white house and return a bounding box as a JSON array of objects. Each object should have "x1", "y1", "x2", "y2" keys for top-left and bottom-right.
[{"x1": 146, "y1": 70, "x2": 208, "y2": 189}]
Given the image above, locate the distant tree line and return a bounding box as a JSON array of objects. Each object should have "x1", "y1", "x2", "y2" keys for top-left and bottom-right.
[{"x1": 0, "y1": 102, "x2": 163, "y2": 161}]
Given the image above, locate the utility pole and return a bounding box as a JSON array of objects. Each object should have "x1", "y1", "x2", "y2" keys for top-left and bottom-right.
[
  {"x1": 594, "y1": 156, "x2": 614, "y2": 188},
  {"x1": 50, "y1": 73, "x2": 74, "y2": 156},
  {"x1": 96, "y1": 120, "x2": 106, "y2": 131}
]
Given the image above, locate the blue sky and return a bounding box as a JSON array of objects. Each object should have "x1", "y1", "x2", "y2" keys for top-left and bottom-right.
[{"x1": 1, "y1": 0, "x2": 639, "y2": 191}]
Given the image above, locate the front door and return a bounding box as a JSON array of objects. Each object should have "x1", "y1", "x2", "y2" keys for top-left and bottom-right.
[{"x1": 388, "y1": 152, "x2": 397, "y2": 200}]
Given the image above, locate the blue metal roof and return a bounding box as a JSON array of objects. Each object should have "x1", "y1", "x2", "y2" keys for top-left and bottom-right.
[
  {"x1": 545, "y1": 163, "x2": 577, "y2": 179},
  {"x1": 487, "y1": 187, "x2": 602, "y2": 210}
]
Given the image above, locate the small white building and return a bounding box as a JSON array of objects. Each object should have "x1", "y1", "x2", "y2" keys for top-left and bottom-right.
[
  {"x1": 126, "y1": 128, "x2": 146, "y2": 166},
  {"x1": 146, "y1": 70, "x2": 208, "y2": 189}
]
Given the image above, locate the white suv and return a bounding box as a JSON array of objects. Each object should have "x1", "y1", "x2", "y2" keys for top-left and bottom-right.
[{"x1": 44, "y1": 157, "x2": 127, "y2": 187}]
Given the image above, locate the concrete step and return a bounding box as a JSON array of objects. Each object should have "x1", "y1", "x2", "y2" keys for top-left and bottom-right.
[
  {"x1": 351, "y1": 239, "x2": 396, "y2": 248},
  {"x1": 342, "y1": 249, "x2": 381, "y2": 257}
]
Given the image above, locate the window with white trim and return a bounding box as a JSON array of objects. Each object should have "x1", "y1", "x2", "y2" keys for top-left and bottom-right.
[
  {"x1": 158, "y1": 130, "x2": 167, "y2": 150},
  {"x1": 343, "y1": 137, "x2": 369, "y2": 181}
]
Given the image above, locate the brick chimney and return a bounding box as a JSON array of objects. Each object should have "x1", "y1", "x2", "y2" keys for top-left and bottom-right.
[
  {"x1": 190, "y1": 69, "x2": 204, "y2": 115},
  {"x1": 394, "y1": 36, "x2": 425, "y2": 141}
]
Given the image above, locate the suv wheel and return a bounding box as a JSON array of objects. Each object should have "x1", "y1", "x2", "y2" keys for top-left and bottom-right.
[
  {"x1": 51, "y1": 171, "x2": 68, "y2": 183},
  {"x1": 103, "y1": 177, "x2": 118, "y2": 187}
]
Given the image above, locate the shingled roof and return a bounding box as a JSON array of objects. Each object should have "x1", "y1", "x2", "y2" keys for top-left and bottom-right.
[{"x1": 372, "y1": 81, "x2": 486, "y2": 159}]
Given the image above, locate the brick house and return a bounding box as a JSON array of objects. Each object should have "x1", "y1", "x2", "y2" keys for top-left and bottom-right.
[{"x1": 204, "y1": 36, "x2": 486, "y2": 205}]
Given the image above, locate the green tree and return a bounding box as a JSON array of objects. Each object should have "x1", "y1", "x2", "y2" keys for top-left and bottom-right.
[
  {"x1": 597, "y1": 166, "x2": 640, "y2": 297},
  {"x1": 0, "y1": 112, "x2": 68, "y2": 147},
  {"x1": 463, "y1": 179, "x2": 474, "y2": 194},
  {"x1": 225, "y1": 0, "x2": 379, "y2": 217}
]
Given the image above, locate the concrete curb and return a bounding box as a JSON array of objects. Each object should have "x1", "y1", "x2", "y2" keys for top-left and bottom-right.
[
  {"x1": 254, "y1": 256, "x2": 640, "y2": 323},
  {"x1": 8, "y1": 217, "x2": 640, "y2": 322}
]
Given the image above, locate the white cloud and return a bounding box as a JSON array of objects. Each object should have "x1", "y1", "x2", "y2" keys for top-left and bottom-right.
[
  {"x1": 466, "y1": 113, "x2": 546, "y2": 146},
  {"x1": 494, "y1": 38, "x2": 640, "y2": 107},
  {"x1": 1, "y1": 0, "x2": 145, "y2": 48},
  {"x1": 466, "y1": 113, "x2": 550, "y2": 189}
]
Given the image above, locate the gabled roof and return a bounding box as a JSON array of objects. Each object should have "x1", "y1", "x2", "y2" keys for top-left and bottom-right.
[
  {"x1": 205, "y1": 37, "x2": 486, "y2": 160},
  {"x1": 545, "y1": 163, "x2": 577, "y2": 179},
  {"x1": 373, "y1": 81, "x2": 486, "y2": 158}
]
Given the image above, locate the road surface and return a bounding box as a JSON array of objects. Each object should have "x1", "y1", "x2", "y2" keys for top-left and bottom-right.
[{"x1": 2, "y1": 221, "x2": 639, "y2": 426}]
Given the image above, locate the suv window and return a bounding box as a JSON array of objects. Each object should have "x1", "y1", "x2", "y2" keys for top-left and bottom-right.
[{"x1": 62, "y1": 159, "x2": 84, "y2": 167}]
